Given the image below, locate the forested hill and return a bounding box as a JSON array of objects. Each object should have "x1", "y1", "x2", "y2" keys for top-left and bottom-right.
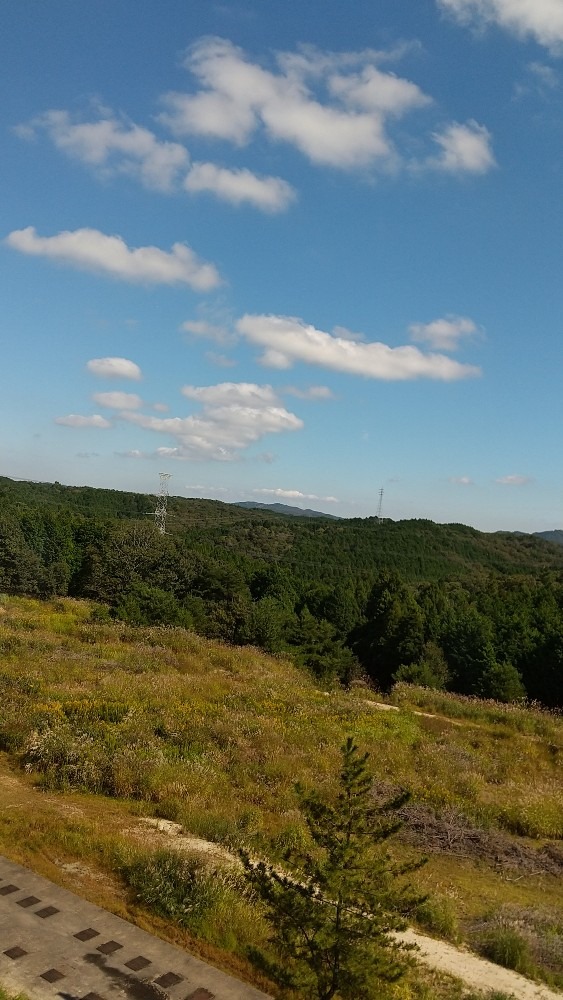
[
  {"x1": 2, "y1": 475, "x2": 563, "y2": 708},
  {"x1": 1, "y1": 474, "x2": 562, "y2": 583}
]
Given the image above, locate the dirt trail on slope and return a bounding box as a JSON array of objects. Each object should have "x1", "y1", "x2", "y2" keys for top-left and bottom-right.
[
  {"x1": 1, "y1": 760, "x2": 562, "y2": 1000},
  {"x1": 398, "y1": 928, "x2": 562, "y2": 999}
]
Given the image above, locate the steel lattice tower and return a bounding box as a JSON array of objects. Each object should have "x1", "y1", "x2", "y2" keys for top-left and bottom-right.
[
  {"x1": 376, "y1": 488, "x2": 384, "y2": 523},
  {"x1": 154, "y1": 473, "x2": 172, "y2": 535}
]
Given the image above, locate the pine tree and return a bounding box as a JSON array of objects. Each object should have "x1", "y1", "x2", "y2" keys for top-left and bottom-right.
[{"x1": 241, "y1": 738, "x2": 426, "y2": 999}]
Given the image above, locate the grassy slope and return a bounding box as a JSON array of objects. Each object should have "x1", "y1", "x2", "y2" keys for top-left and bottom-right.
[{"x1": 0, "y1": 595, "x2": 561, "y2": 997}]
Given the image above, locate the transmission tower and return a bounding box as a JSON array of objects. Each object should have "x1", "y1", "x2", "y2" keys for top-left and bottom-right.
[
  {"x1": 153, "y1": 473, "x2": 172, "y2": 535},
  {"x1": 376, "y1": 488, "x2": 384, "y2": 523}
]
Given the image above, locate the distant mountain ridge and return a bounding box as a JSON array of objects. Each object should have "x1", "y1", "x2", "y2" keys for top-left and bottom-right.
[
  {"x1": 233, "y1": 501, "x2": 342, "y2": 519},
  {"x1": 535, "y1": 530, "x2": 563, "y2": 546}
]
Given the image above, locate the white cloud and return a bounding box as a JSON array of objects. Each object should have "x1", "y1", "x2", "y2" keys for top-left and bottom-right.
[
  {"x1": 428, "y1": 120, "x2": 496, "y2": 174},
  {"x1": 120, "y1": 381, "x2": 303, "y2": 461},
  {"x1": 153, "y1": 402, "x2": 169, "y2": 412},
  {"x1": 253, "y1": 487, "x2": 339, "y2": 503},
  {"x1": 18, "y1": 109, "x2": 294, "y2": 212},
  {"x1": 87, "y1": 357, "x2": 142, "y2": 381},
  {"x1": 528, "y1": 61, "x2": 559, "y2": 87},
  {"x1": 160, "y1": 37, "x2": 432, "y2": 170},
  {"x1": 409, "y1": 315, "x2": 479, "y2": 351},
  {"x1": 92, "y1": 391, "x2": 143, "y2": 410},
  {"x1": 438, "y1": 0, "x2": 563, "y2": 51},
  {"x1": 5, "y1": 227, "x2": 221, "y2": 290},
  {"x1": 20, "y1": 109, "x2": 189, "y2": 192},
  {"x1": 181, "y1": 382, "x2": 279, "y2": 407},
  {"x1": 185, "y1": 162, "x2": 296, "y2": 211},
  {"x1": 76, "y1": 451, "x2": 100, "y2": 458},
  {"x1": 496, "y1": 474, "x2": 532, "y2": 485},
  {"x1": 55, "y1": 413, "x2": 112, "y2": 428},
  {"x1": 236, "y1": 314, "x2": 481, "y2": 381},
  {"x1": 450, "y1": 475, "x2": 474, "y2": 485},
  {"x1": 115, "y1": 449, "x2": 147, "y2": 459}
]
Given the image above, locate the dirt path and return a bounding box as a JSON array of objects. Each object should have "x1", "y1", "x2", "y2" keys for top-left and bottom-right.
[
  {"x1": 398, "y1": 929, "x2": 562, "y2": 999},
  {"x1": 1, "y1": 761, "x2": 561, "y2": 1000},
  {"x1": 136, "y1": 815, "x2": 563, "y2": 999}
]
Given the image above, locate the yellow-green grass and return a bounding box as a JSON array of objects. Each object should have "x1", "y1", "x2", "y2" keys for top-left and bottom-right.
[{"x1": 0, "y1": 594, "x2": 561, "y2": 995}]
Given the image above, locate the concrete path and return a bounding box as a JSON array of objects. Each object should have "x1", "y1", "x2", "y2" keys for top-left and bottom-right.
[{"x1": 0, "y1": 856, "x2": 271, "y2": 1000}]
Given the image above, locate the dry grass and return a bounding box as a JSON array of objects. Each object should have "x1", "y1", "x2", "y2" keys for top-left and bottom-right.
[{"x1": 0, "y1": 594, "x2": 561, "y2": 995}]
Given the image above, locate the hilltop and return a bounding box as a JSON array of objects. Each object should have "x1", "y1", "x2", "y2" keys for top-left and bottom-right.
[{"x1": 233, "y1": 500, "x2": 342, "y2": 519}]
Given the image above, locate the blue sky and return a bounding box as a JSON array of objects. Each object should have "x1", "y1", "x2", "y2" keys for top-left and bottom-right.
[{"x1": 2, "y1": 0, "x2": 563, "y2": 531}]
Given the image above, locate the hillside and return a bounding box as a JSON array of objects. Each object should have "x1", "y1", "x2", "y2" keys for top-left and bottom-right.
[
  {"x1": 2, "y1": 475, "x2": 563, "y2": 708},
  {"x1": 2, "y1": 475, "x2": 563, "y2": 582},
  {"x1": 536, "y1": 530, "x2": 563, "y2": 547},
  {"x1": 0, "y1": 595, "x2": 561, "y2": 998}
]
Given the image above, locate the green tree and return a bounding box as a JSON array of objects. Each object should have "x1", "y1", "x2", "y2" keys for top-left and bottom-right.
[
  {"x1": 353, "y1": 571, "x2": 425, "y2": 689},
  {"x1": 241, "y1": 738, "x2": 425, "y2": 1000}
]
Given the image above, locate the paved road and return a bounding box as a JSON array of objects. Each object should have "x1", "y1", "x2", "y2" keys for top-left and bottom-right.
[{"x1": 0, "y1": 856, "x2": 271, "y2": 1000}]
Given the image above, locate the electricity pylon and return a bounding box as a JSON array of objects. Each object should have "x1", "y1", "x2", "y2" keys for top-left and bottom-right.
[
  {"x1": 376, "y1": 488, "x2": 384, "y2": 523},
  {"x1": 153, "y1": 473, "x2": 171, "y2": 535}
]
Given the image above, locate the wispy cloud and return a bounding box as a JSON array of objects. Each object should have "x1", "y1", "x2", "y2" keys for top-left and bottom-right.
[
  {"x1": 450, "y1": 475, "x2": 474, "y2": 485},
  {"x1": 283, "y1": 385, "x2": 336, "y2": 399},
  {"x1": 437, "y1": 0, "x2": 563, "y2": 51},
  {"x1": 6, "y1": 227, "x2": 221, "y2": 290},
  {"x1": 496, "y1": 474, "x2": 533, "y2": 485},
  {"x1": 205, "y1": 351, "x2": 237, "y2": 368},
  {"x1": 253, "y1": 487, "x2": 339, "y2": 503},
  {"x1": 235, "y1": 314, "x2": 481, "y2": 381},
  {"x1": 181, "y1": 319, "x2": 235, "y2": 345},
  {"x1": 93, "y1": 391, "x2": 143, "y2": 410},
  {"x1": 409, "y1": 314, "x2": 480, "y2": 351},
  {"x1": 55, "y1": 413, "x2": 112, "y2": 428},
  {"x1": 87, "y1": 357, "x2": 142, "y2": 380}
]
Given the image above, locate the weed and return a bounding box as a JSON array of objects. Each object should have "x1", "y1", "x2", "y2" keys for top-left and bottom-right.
[{"x1": 414, "y1": 896, "x2": 460, "y2": 942}]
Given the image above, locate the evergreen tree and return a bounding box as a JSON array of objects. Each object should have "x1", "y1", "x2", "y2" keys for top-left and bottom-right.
[{"x1": 241, "y1": 738, "x2": 425, "y2": 999}]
